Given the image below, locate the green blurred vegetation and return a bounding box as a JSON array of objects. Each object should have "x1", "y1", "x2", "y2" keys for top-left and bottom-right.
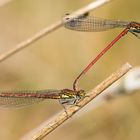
[{"x1": 0, "y1": 0, "x2": 139, "y2": 140}]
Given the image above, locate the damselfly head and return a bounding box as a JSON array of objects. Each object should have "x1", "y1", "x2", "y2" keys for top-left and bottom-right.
[
  {"x1": 76, "y1": 89, "x2": 86, "y2": 98},
  {"x1": 129, "y1": 22, "x2": 140, "y2": 39},
  {"x1": 130, "y1": 22, "x2": 140, "y2": 33}
]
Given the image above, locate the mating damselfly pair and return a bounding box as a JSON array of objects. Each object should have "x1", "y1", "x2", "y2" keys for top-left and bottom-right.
[{"x1": 0, "y1": 13, "x2": 139, "y2": 108}]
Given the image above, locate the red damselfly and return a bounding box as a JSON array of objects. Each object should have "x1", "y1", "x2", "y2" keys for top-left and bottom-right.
[{"x1": 63, "y1": 15, "x2": 140, "y2": 90}]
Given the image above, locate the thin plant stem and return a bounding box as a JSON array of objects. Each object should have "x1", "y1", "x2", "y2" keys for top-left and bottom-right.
[
  {"x1": 0, "y1": 0, "x2": 110, "y2": 63},
  {"x1": 21, "y1": 63, "x2": 132, "y2": 140}
]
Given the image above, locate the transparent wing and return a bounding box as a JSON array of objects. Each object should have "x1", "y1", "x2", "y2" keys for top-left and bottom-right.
[
  {"x1": 64, "y1": 16, "x2": 129, "y2": 32},
  {"x1": 0, "y1": 97, "x2": 44, "y2": 108},
  {"x1": 0, "y1": 89, "x2": 61, "y2": 108}
]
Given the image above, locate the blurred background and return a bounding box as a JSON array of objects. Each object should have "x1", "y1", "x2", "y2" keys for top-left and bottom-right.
[{"x1": 0, "y1": 0, "x2": 139, "y2": 140}]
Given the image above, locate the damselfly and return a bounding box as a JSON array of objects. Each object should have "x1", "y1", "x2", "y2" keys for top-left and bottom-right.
[
  {"x1": 63, "y1": 14, "x2": 140, "y2": 90},
  {"x1": 0, "y1": 89, "x2": 85, "y2": 107},
  {"x1": 0, "y1": 15, "x2": 139, "y2": 108}
]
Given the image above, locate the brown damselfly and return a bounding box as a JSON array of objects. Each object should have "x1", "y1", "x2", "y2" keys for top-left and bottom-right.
[{"x1": 0, "y1": 89, "x2": 85, "y2": 107}]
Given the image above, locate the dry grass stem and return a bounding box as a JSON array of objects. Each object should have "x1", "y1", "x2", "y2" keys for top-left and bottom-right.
[
  {"x1": 21, "y1": 63, "x2": 132, "y2": 140},
  {"x1": 0, "y1": 0, "x2": 110, "y2": 63}
]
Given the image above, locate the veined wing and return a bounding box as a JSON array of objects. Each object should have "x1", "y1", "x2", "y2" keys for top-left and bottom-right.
[{"x1": 0, "y1": 89, "x2": 62, "y2": 108}]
